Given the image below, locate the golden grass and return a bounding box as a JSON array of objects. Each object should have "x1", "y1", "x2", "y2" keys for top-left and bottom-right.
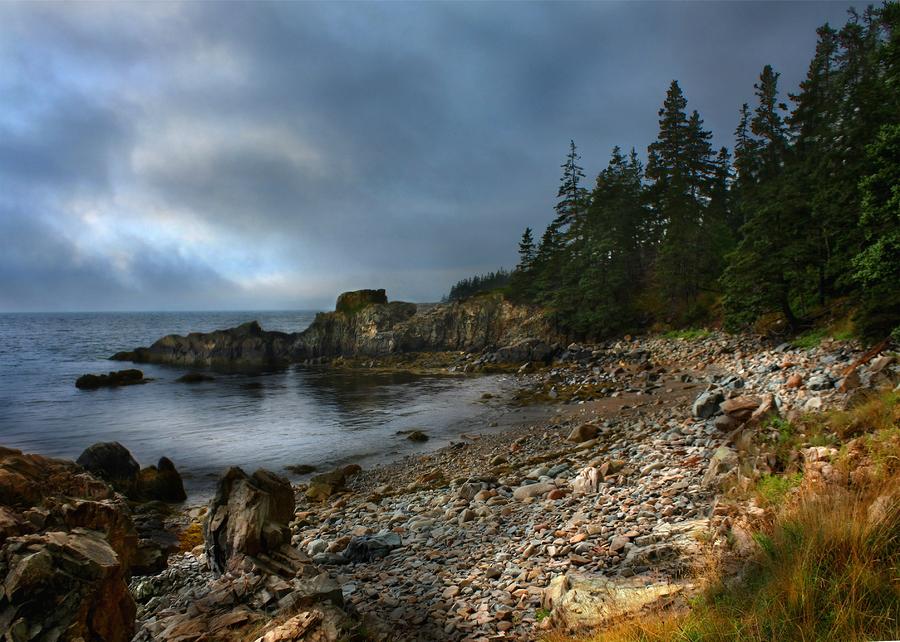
[
  {"x1": 828, "y1": 389, "x2": 899, "y2": 439},
  {"x1": 547, "y1": 393, "x2": 900, "y2": 642}
]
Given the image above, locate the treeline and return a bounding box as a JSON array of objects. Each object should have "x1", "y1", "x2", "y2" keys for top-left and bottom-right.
[
  {"x1": 445, "y1": 269, "x2": 511, "y2": 302},
  {"x1": 493, "y1": 4, "x2": 898, "y2": 340}
]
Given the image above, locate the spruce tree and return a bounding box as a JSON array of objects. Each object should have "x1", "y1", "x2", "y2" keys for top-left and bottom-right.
[
  {"x1": 533, "y1": 141, "x2": 589, "y2": 307},
  {"x1": 517, "y1": 227, "x2": 536, "y2": 270},
  {"x1": 646, "y1": 81, "x2": 717, "y2": 321},
  {"x1": 723, "y1": 65, "x2": 805, "y2": 329},
  {"x1": 852, "y1": 123, "x2": 900, "y2": 338}
]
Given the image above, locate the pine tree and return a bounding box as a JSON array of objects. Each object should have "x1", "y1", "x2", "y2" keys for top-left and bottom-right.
[
  {"x1": 553, "y1": 146, "x2": 647, "y2": 336},
  {"x1": 552, "y1": 139, "x2": 590, "y2": 245},
  {"x1": 852, "y1": 123, "x2": 900, "y2": 338},
  {"x1": 508, "y1": 227, "x2": 537, "y2": 301},
  {"x1": 646, "y1": 81, "x2": 718, "y2": 321},
  {"x1": 532, "y1": 141, "x2": 590, "y2": 307},
  {"x1": 517, "y1": 227, "x2": 536, "y2": 270},
  {"x1": 723, "y1": 65, "x2": 805, "y2": 329}
]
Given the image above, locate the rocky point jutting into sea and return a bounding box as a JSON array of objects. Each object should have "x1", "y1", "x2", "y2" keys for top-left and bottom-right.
[
  {"x1": 1, "y1": 290, "x2": 898, "y2": 642},
  {"x1": 109, "y1": 290, "x2": 557, "y2": 370}
]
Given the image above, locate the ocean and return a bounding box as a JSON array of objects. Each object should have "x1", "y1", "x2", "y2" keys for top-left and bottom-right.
[{"x1": 0, "y1": 311, "x2": 531, "y2": 501}]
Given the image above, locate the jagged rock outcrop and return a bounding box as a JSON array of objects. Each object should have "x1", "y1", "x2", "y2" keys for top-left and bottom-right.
[
  {"x1": 0, "y1": 446, "x2": 140, "y2": 641},
  {"x1": 111, "y1": 320, "x2": 295, "y2": 369},
  {"x1": 133, "y1": 467, "x2": 358, "y2": 642},
  {"x1": 205, "y1": 467, "x2": 296, "y2": 575},
  {"x1": 2, "y1": 529, "x2": 137, "y2": 642},
  {"x1": 111, "y1": 290, "x2": 556, "y2": 368}
]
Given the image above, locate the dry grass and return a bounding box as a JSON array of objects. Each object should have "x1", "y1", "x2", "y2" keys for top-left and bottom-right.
[
  {"x1": 828, "y1": 389, "x2": 900, "y2": 439},
  {"x1": 547, "y1": 393, "x2": 900, "y2": 642}
]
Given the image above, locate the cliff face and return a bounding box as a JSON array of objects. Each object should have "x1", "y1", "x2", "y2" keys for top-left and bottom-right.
[{"x1": 111, "y1": 291, "x2": 555, "y2": 368}]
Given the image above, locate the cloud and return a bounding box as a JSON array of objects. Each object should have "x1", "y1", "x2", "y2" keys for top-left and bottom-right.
[{"x1": 0, "y1": 1, "x2": 865, "y2": 310}]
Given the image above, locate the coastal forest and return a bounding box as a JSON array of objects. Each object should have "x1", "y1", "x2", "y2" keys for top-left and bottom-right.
[{"x1": 452, "y1": 3, "x2": 900, "y2": 343}]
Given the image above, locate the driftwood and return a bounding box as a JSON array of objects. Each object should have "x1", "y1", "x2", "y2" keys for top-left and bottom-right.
[{"x1": 842, "y1": 337, "x2": 891, "y2": 377}]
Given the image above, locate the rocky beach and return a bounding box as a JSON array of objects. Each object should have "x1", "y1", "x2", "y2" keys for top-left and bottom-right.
[{"x1": 3, "y1": 296, "x2": 896, "y2": 641}]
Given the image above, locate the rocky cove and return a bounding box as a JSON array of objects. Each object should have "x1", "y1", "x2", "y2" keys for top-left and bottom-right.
[{"x1": 2, "y1": 294, "x2": 898, "y2": 642}]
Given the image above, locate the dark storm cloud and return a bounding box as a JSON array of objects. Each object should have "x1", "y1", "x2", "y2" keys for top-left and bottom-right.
[{"x1": 0, "y1": 1, "x2": 865, "y2": 311}]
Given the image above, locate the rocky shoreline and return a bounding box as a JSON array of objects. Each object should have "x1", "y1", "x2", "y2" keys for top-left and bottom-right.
[
  {"x1": 3, "y1": 330, "x2": 897, "y2": 642},
  {"x1": 108, "y1": 290, "x2": 555, "y2": 370}
]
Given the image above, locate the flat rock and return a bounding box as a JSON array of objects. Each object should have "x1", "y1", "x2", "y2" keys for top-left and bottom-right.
[{"x1": 512, "y1": 482, "x2": 556, "y2": 501}]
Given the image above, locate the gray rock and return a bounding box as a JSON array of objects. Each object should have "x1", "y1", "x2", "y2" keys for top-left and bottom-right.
[
  {"x1": 344, "y1": 532, "x2": 403, "y2": 562},
  {"x1": 692, "y1": 390, "x2": 724, "y2": 419},
  {"x1": 807, "y1": 373, "x2": 834, "y2": 391}
]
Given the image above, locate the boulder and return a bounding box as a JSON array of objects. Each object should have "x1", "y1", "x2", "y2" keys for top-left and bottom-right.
[
  {"x1": 807, "y1": 373, "x2": 834, "y2": 391},
  {"x1": 0, "y1": 447, "x2": 142, "y2": 640},
  {"x1": 137, "y1": 457, "x2": 187, "y2": 502},
  {"x1": 702, "y1": 446, "x2": 739, "y2": 488},
  {"x1": 720, "y1": 395, "x2": 761, "y2": 423},
  {"x1": 75, "y1": 369, "x2": 145, "y2": 389},
  {"x1": 623, "y1": 519, "x2": 708, "y2": 571},
  {"x1": 869, "y1": 355, "x2": 895, "y2": 373},
  {"x1": 205, "y1": 467, "x2": 295, "y2": 574},
  {"x1": 76, "y1": 441, "x2": 140, "y2": 495},
  {"x1": 305, "y1": 465, "x2": 360, "y2": 502},
  {"x1": 838, "y1": 370, "x2": 861, "y2": 392},
  {"x1": 692, "y1": 389, "x2": 724, "y2": 419},
  {"x1": 285, "y1": 464, "x2": 317, "y2": 475},
  {"x1": 343, "y1": 532, "x2": 402, "y2": 563},
  {"x1": 513, "y1": 482, "x2": 556, "y2": 501},
  {"x1": 713, "y1": 414, "x2": 741, "y2": 432},
  {"x1": 493, "y1": 338, "x2": 553, "y2": 364},
  {"x1": 252, "y1": 603, "x2": 355, "y2": 642},
  {"x1": 175, "y1": 372, "x2": 215, "y2": 383},
  {"x1": 785, "y1": 373, "x2": 803, "y2": 389},
  {"x1": 749, "y1": 393, "x2": 779, "y2": 426},
  {"x1": 0, "y1": 529, "x2": 136, "y2": 642},
  {"x1": 406, "y1": 430, "x2": 429, "y2": 442},
  {"x1": 570, "y1": 467, "x2": 603, "y2": 495},
  {"x1": 542, "y1": 574, "x2": 684, "y2": 630},
  {"x1": 567, "y1": 423, "x2": 599, "y2": 443}
]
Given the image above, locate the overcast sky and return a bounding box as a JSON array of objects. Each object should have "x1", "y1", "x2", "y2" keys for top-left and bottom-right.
[{"x1": 0, "y1": 1, "x2": 863, "y2": 312}]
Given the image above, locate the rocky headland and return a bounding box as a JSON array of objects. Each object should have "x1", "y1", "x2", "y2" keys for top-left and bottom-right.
[
  {"x1": 6, "y1": 310, "x2": 898, "y2": 641},
  {"x1": 109, "y1": 290, "x2": 556, "y2": 370}
]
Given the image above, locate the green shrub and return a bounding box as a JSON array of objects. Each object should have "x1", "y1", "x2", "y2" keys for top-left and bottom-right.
[{"x1": 755, "y1": 473, "x2": 802, "y2": 506}]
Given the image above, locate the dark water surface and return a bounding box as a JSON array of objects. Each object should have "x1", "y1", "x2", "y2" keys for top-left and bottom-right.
[{"x1": 0, "y1": 312, "x2": 531, "y2": 500}]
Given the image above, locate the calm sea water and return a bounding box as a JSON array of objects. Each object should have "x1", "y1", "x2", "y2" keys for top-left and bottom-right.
[{"x1": 0, "y1": 311, "x2": 529, "y2": 501}]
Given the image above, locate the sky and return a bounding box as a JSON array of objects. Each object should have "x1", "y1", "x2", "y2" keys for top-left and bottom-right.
[{"x1": 0, "y1": 1, "x2": 865, "y2": 312}]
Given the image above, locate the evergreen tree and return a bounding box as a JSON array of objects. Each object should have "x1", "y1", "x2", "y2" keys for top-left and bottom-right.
[
  {"x1": 516, "y1": 227, "x2": 536, "y2": 270},
  {"x1": 532, "y1": 141, "x2": 589, "y2": 307},
  {"x1": 466, "y1": 4, "x2": 900, "y2": 340},
  {"x1": 554, "y1": 140, "x2": 590, "y2": 234},
  {"x1": 646, "y1": 81, "x2": 718, "y2": 320},
  {"x1": 508, "y1": 228, "x2": 537, "y2": 300},
  {"x1": 852, "y1": 123, "x2": 900, "y2": 338},
  {"x1": 723, "y1": 64, "x2": 806, "y2": 329}
]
